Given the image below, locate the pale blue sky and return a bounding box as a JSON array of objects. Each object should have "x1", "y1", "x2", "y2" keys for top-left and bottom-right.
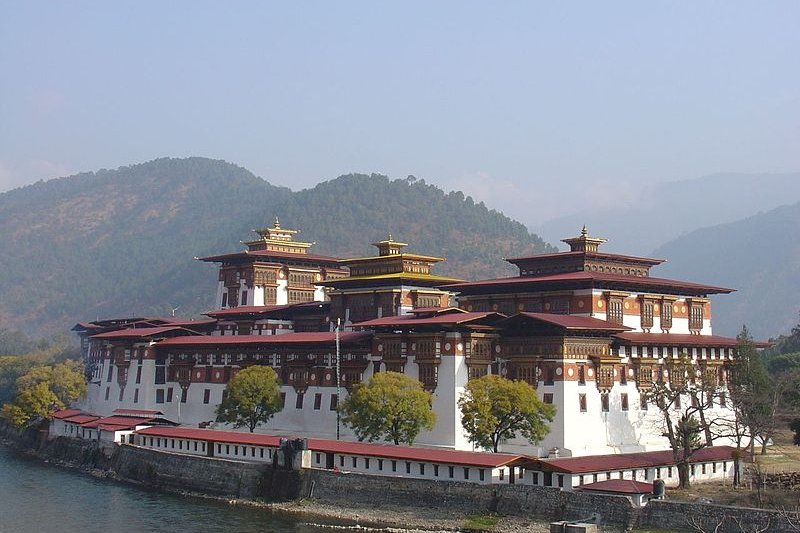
[{"x1": 1, "y1": 2, "x2": 798, "y2": 222}]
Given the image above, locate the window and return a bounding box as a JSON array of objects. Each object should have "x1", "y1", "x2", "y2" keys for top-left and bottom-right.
[
  {"x1": 641, "y1": 301, "x2": 654, "y2": 329},
  {"x1": 166, "y1": 387, "x2": 173, "y2": 403},
  {"x1": 701, "y1": 464, "x2": 706, "y2": 474},
  {"x1": 448, "y1": 466, "x2": 454, "y2": 478},
  {"x1": 712, "y1": 462, "x2": 717, "y2": 473},
  {"x1": 392, "y1": 460, "x2": 397, "y2": 472},
  {"x1": 689, "y1": 304, "x2": 704, "y2": 330},
  {"x1": 339, "y1": 455, "x2": 344, "y2": 467},
  {"x1": 314, "y1": 393, "x2": 322, "y2": 410},
  {"x1": 608, "y1": 299, "x2": 624, "y2": 324},
  {"x1": 557, "y1": 474, "x2": 564, "y2": 488},
  {"x1": 156, "y1": 389, "x2": 165, "y2": 403},
  {"x1": 296, "y1": 393, "x2": 304, "y2": 409},
  {"x1": 222, "y1": 292, "x2": 228, "y2": 307},
  {"x1": 463, "y1": 468, "x2": 470, "y2": 480},
  {"x1": 601, "y1": 394, "x2": 609, "y2": 412},
  {"x1": 330, "y1": 394, "x2": 338, "y2": 410},
  {"x1": 674, "y1": 395, "x2": 681, "y2": 409},
  {"x1": 479, "y1": 469, "x2": 485, "y2": 481},
  {"x1": 621, "y1": 393, "x2": 629, "y2": 411},
  {"x1": 640, "y1": 396, "x2": 648, "y2": 410},
  {"x1": 241, "y1": 290, "x2": 248, "y2": 306},
  {"x1": 118, "y1": 388, "x2": 124, "y2": 402},
  {"x1": 352, "y1": 457, "x2": 357, "y2": 468},
  {"x1": 203, "y1": 389, "x2": 211, "y2": 404},
  {"x1": 578, "y1": 365, "x2": 585, "y2": 385},
  {"x1": 364, "y1": 458, "x2": 370, "y2": 469},
  {"x1": 661, "y1": 302, "x2": 673, "y2": 329},
  {"x1": 107, "y1": 365, "x2": 113, "y2": 382},
  {"x1": 543, "y1": 393, "x2": 554, "y2": 404},
  {"x1": 105, "y1": 387, "x2": 110, "y2": 400},
  {"x1": 419, "y1": 463, "x2": 425, "y2": 475},
  {"x1": 378, "y1": 459, "x2": 383, "y2": 470},
  {"x1": 280, "y1": 392, "x2": 286, "y2": 407},
  {"x1": 433, "y1": 464, "x2": 439, "y2": 477},
  {"x1": 133, "y1": 388, "x2": 139, "y2": 403},
  {"x1": 500, "y1": 469, "x2": 505, "y2": 480},
  {"x1": 691, "y1": 465, "x2": 696, "y2": 476},
  {"x1": 545, "y1": 367, "x2": 555, "y2": 386},
  {"x1": 579, "y1": 393, "x2": 587, "y2": 412},
  {"x1": 668, "y1": 466, "x2": 673, "y2": 478},
  {"x1": 406, "y1": 462, "x2": 411, "y2": 474},
  {"x1": 155, "y1": 362, "x2": 166, "y2": 384},
  {"x1": 620, "y1": 366, "x2": 627, "y2": 385},
  {"x1": 532, "y1": 472, "x2": 539, "y2": 485},
  {"x1": 181, "y1": 388, "x2": 188, "y2": 403},
  {"x1": 135, "y1": 366, "x2": 142, "y2": 384}
]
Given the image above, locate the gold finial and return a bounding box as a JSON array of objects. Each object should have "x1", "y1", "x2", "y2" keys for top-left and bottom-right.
[
  {"x1": 581, "y1": 224, "x2": 588, "y2": 236},
  {"x1": 273, "y1": 216, "x2": 281, "y2": 229},
  {"x1": 388, "y1": 233, "x2": 393, "y2": 241}
]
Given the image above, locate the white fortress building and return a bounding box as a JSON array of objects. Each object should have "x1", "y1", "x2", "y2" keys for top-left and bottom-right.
[{"x1": 75, "y1": 221, "x2": 761, "y2": 458}]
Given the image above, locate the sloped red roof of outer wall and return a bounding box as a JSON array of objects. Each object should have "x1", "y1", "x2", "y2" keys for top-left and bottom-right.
[
  {"x1": 198, "y1": 249, "x2": 342, "y2": 264},
  {"x1": 536, "y1": 446, "x2": 737, "y2": 474},
  {"x1": 136, "y1": 426, "x2": 530, "y2": 468}
]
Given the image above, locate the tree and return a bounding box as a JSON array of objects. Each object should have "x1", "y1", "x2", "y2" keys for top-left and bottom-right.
[
  {"x1": 340, "y1": 371, "x2": 435, "y2": 445},
  {"x1": 215, "y1": 365, "x2": 282, "y2": 432},
  {"x1": 1, "y1": 361, "x2": 87, "y2": 428},
  {"x1": 645, "y1": 353, "x2": 723, "y2": 488},
  {"x1": 458, "y1": 374, "x2": 555, "y2": 453}
]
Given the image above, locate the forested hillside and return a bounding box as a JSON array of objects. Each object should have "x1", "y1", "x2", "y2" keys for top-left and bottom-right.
[
  {"x1": 0, "y1": 158, "x2": 555, "y2": 336},
  {"x1": 653, "y1": 201, "x2": 800, "y2": 339}
]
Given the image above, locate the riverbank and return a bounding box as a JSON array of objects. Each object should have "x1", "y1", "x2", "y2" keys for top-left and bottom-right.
[{"x1": 0, "y1": 429, "x2": 551, "y2": 533}]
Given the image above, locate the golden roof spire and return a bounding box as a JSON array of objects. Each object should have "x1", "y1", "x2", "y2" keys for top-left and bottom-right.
[{"x1": 562, "y1": 226, "x2": 607, "y2": 253}]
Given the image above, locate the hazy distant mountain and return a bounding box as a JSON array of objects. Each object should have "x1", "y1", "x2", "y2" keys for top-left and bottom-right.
[
  {"x1": 535, "y1": 172, "x2": 800, "y2": 255},
  {"x1": 0, "y1": 158, "x2": 555, "y2": 336},
  {"x1": 652, "y1": 201, "x2": 800, "y2": 339}
]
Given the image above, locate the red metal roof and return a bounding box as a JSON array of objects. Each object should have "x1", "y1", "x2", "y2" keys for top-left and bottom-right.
[
  {"x1": 304, "y1": 439, "x2": 530, "y2": 467},
  {"x1": 204, "y1": 302, "x2": 328, "y2": 318},
  {"x1": 577, "y1": 479, "x2": 654, "y2": 494},
  {"x1": 156, "y1": 331, "x2": 372, "y2": 347},
  {"x1": 62, "y1": 414, "x2": 101, "y2": 424},
  {"x1": 503, "y1": 313, "x2": 632, "y2": 332},
  {"x1": 407, "y1": 307, "x2": 467, "y2": 315},
  {"x1": 536, "y1": 446, "x2": 737, "y2": 474},
  {"x1": 52, "y1": 409, "x2": 84, "y2": 420},
  {"x1": 136, "y1": 427, "x2": 529, "y2": 468},
  {"x1": 113, "y1": 409, "x2": 165, "y2": 417},
  {"x1": 445, "y1": 271, "x2": 734, "y2": 295},
  {"x1": 137, "y1": 426, "x2": 284, "y2": 447},
  {"x1": 355, "y1": 312, "x2": 505, "y2": 328},
  {"x1": 80, "y1": 415, "x2": 161, "y2": 430},
  {"x1": 614, "y1": 332, "x2": 771, "y2": 348},
  {"x1": 89, "y1": 326, "x2": 198, "y2": 340}
]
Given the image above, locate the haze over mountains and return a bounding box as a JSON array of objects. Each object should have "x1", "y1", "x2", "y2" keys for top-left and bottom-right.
[
  {"x1": 0, "y1": 158, "x2": 553, "y2": 336},
  {"x1": 535, "y1": 172, "x2": 800, "y2": 256},
  {"x1": 0, "y1": 158, "x2": 796, "y2": 340}
]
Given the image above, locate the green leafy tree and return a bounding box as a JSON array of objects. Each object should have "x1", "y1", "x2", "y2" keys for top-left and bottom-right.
[
  {"x1": 1, "y1": 361, "x2": 87, "y2": 428},
  {"x1": 340, "y1": 371, "x2": 436, "y2": 445},
  {"x1": 216, "y1": 365, "x2": 283, "y2": 432},
  {"x1": 458, "y1": 374, "x2": 555, "y2": 453}
]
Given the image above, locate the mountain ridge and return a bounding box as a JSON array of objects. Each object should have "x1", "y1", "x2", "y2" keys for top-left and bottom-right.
[{"x1": 0, "y1": 157, "x2": 555, "y2": 336}]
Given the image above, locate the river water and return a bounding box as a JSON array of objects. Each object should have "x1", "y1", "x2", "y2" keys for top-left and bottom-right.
[{"x1": 0, "y1": 446, "x2": 344, "y2": 533}]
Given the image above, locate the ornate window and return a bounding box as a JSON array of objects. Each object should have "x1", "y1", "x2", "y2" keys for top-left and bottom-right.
[
  {"x1": 641, "y1": 301, "x2": 654, "y2": 330},
  {"x1": 607, "y1": 299, "x2": 624, "y2": 324},
  {"x1": 661, "y1": 301, "x2": 673, "y2": 330},
  {"x1": 418, "y1": 364, "x2": 438, "y2": 391},
  {"x1": 689, "y1": 304, "x2": 704, "y2": 331},
  {"x1": 516, "y1": 364, "x2": 538, "y2": 387}
]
